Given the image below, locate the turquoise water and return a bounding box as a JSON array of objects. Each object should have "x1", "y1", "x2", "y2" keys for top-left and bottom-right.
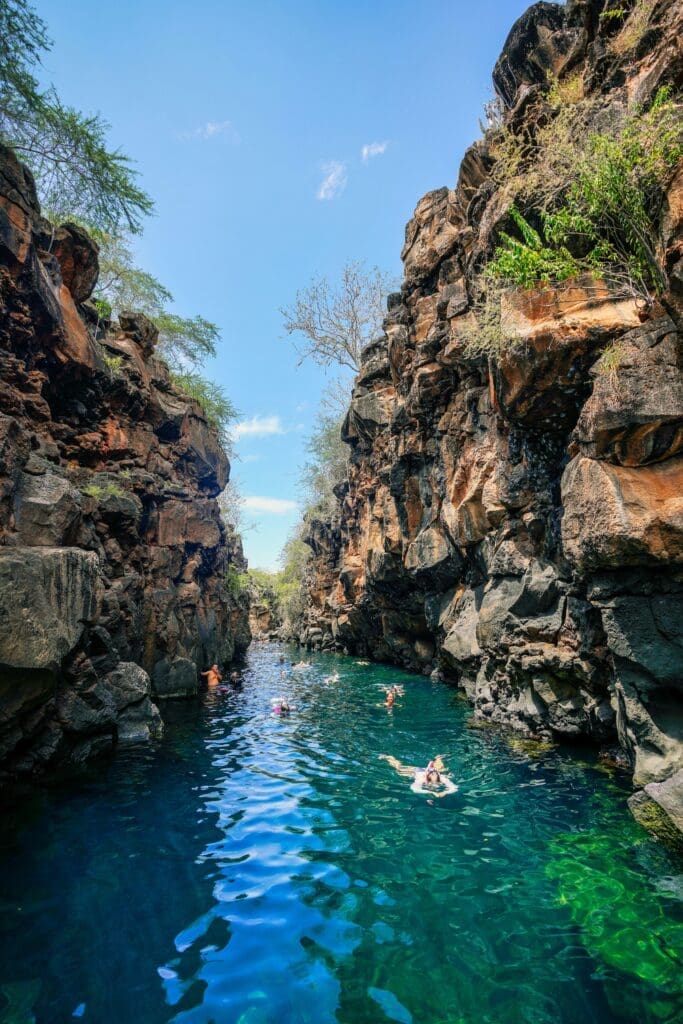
[{"x1": 1, "y1": 643, "x2": 683, "y2": 1024}]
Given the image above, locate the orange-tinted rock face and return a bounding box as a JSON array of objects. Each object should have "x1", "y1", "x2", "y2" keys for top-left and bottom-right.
[
  {"x1": 300, "y1": 0, "x2": 683, "y2": 789},
  {"x1": 0, "y1": 143, "x2": 249, "y2": 777}
]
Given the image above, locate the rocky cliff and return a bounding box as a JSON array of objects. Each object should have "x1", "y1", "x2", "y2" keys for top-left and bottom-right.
[
  {"x1": 0, "y1": 144, "x2": 250, "y2": 779},
  {"x1": 299, "y1": 0, "x2": 683, "y2": 808}
]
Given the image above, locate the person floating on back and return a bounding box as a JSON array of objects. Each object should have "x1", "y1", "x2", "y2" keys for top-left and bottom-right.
[
  {"x1": 379, "y1": 754, "x2": 458, "y2": 799},
  {"x1": 201, "y1": 664, "x2": 222, "y2": 687}
]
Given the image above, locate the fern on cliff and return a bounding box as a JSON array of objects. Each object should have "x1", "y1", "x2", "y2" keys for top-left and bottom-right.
[{"x1": 467, "y1": 86, "x2": 682, "y2": 357}]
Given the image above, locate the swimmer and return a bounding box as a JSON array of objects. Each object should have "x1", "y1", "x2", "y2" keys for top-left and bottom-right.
[
  {"x1": 292, "y1": 661, "x2": 311, "y2": 671},
  {"x1": 355, "y1": 660, "x2": 370, "y2": 666},
  {"x1": 323, "y1": 672, "x2": 340, "y2": 684},
  {"x1": 272, "y1": 698, "x2": 296, "y2": 716},
  {"x1": 200, "y1": 664, "x2": 222, "y2": 687},
  {"x1": 229, "y1": 671, "x2": 240, "y2": 684},
  {"x1": 384, "y1": 690, "x2": 396, "y2": 708},
  {"x1": 379, "y1": 754, "x2": 458, "y2": 799}
]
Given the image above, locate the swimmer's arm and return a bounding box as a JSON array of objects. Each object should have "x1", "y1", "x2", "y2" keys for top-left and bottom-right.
[
  {"x1": 410, "y1": 771, "x2": 427, "y2": 793},
  {"x1": 379, "y1": 755, "x2": 418, "y2": 778},
  {"x1": 434, "y1": 777, "x2": 458, "y2": 798},
  {"x1": 200, "y1": 670, "x2": 210, "y2": 677}
]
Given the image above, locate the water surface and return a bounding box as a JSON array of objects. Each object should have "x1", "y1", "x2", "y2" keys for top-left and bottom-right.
[{"x1": 1, "y1": 644, "x2": 682, "y2": 1024}]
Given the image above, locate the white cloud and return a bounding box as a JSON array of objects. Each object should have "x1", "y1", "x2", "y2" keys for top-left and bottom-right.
[
  {"x1": 240, "y1": 453, "x2": 262, "y2": 464},
  {"x1": 361, "y1": 141, "x2": 388, "y2": 162},
  {"x1": 233, "y1": 415, "x2": 285, "y2": 440},
  {"x1": 181, "y1": 120, "x2": 240, "y2": 142},
  {"x1": 317, "y1": 161, "x2": 348, "y2": 200},
  {"x1": 244, "y1": 496, "x2": 298, "y2": 515}
]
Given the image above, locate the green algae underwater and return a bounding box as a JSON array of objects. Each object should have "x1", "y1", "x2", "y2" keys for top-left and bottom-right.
[{"x1": 1, "y1": 644, "x2": 682, "y2": 1024}]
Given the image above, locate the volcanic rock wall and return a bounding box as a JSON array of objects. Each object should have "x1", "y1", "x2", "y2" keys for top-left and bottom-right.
[
  {"x1": 299, "y1": 0, "x2": 683, "y2": 793},
  {"x1": 0, "y1": 144, "x2": 250, "y2": 778}
]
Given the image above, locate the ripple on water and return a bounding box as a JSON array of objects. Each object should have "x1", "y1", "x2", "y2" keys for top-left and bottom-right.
[{"x1": 0, "y1": 642, "x2": 682, "y2": 1024}]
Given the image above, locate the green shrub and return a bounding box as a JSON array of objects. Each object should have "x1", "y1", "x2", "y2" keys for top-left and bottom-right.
[
  {"x1": 81, "y1": 481, "x2": 124, "y2": 500},
  {"x1": 609, "y1": 0, "x2": 656, "y2": 54},
  {"x1": 102, "y1": 351, "x2": 124, "y2": 374},
  {"x1": 93, "y1": 296, "x2": 112, "y2": 320},
  {"x1": 468, "y1": 88, "x2": 682, "y2": 358},
  {"x1": 486, "y1": 207, "x2": 581, "y2": 288},
  {"x1": 600, "y1": 7, "x2": 627, "y2": 22},
  {"x1": 596, "y1": 341, "x2": 627, "y2": 380},
  {"x1": 225, "y1": 566, "x2": 249, "y2": 599},
  {"x1": 170, "y1": 371, "x2": 239, "y2": 444},
  {"x1": 546, "y1": 70, "x2": 584, "y2": 108}
]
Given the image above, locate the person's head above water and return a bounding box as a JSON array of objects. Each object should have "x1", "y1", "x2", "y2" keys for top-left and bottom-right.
[{"x1": 425, "y1": 768, "x2": 442, "y2": 787}]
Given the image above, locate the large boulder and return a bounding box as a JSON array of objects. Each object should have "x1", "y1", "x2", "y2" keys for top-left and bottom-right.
[
  {"x1": 492, "y1": 2, "x2": 575, "y2": 107},
  {"x1": 574, "y1": 318, "x2": 683, "y2": 465},
  {"x1": 0, "y1": 547, "x2": 100, "y2": 672},
  {"x1": 561, "y1": 455, "x2": 683, "y2": 570},
  {"x1": 14, "y1": 468, "x2": 82, "y2": 546},
  {"x1": 52, "y1": 222, "x2": 99, "y2": 305}
]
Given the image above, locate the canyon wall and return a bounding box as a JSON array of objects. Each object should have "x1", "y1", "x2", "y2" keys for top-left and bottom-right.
[
  {"x1": 299, "y1": 0, "x2": 683, "y2": 798},
  {"x1": 0, "y1": 144, "x2": 250, "y2": 778}
]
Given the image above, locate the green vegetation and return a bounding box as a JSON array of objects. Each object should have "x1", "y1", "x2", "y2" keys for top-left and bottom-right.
[
  {"x1": 89, "y1": 227, "x2": 221, "y2": 372},
  {"x1": 0, "y1": 0, "x2": 152, "y2": 231},
  {"x1": 102, "y1": 351, "x2": 124, "y2": 375},
  {"x1": 466, "y1": 86, "x2": 682, "y2": 358},
  {"x1": 596, "y1": 340, "x2": 628, "y2": 380},
  {"x1": 81, "y1": 481, "x2": 124, "y2": 500},
  {"x1": 87, "y1": 227, "x2": 237, "y2": 445},
  {"x1": 245, "y1": 569, "x2": 282, "y2": 628},
  {"x1": 274, "y1": 532, "x2": 312, "y2": 631},
  {"x1": 600, "y1": 7, "x2": 627, "y2": 22},
  {"x1": 546, "y1": 69, "x2": 584, "y2": 107},
  {"x1": 169, "y1": 371, "x2": 239, "y2": 443},
  {"x1": 0, "y1": 1, "x2": 239, "y2": 459},
  {"x1": 225, "y1": 566, "x2": 249, "y2": 599},
  {"x1": 300, "y1": 407, "x2": 348, "y2": 517},
  {"x1": 486, "y1": 207, "x2": 581, "y2": 288},
  {"x1": 609, "y1": 0, "x2": 656, "y2": 55},
  {"x1": 276, "y1": 260, "x2": 392, "y2": 631}
]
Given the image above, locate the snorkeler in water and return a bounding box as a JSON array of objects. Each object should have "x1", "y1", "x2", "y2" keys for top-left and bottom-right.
[{"x1": 379, "y1": 754, "x2": 458, "y2": 798}]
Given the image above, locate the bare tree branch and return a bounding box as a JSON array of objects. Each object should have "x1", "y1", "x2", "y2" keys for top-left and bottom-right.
[{"x1": 280, "y1": 260, "x2": 395, "y2": 374}]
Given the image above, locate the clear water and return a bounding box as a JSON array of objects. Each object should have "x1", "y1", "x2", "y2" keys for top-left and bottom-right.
[{"x1": 1, "y1": 643, "x2": 683, "y2": 1024}]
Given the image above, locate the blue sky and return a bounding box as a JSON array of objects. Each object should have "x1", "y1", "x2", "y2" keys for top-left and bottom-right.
[{"x1": 37, "y1": 0, "x2": 532, "y2": 569}]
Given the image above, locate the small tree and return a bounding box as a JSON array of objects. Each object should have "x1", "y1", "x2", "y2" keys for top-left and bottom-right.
[
  {"x1": 281, "y1": 260, "x2": 393, "y2": 373},
  {"x1": 299, "y1": 409, "x2": 348, "y2": 516},
  {"x1": 0, "y1": 0, "x2": 152, "y2": 232},
  {"x1": 89, "y1": 227, "x2": 220, "y2": 371}
]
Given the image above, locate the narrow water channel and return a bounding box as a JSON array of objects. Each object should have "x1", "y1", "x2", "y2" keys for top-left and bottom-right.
[{"x1": 1, "y1": 643, "x2": 682, "y2": 1024}]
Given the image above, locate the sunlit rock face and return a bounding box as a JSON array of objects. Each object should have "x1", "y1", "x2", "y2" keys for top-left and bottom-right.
[
  {"x1": 0, "y1": 144, "x2": 250, "y2": 777},
  {"x1": 299, "y1": 0, "x2": 683, "y2": 794}
]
